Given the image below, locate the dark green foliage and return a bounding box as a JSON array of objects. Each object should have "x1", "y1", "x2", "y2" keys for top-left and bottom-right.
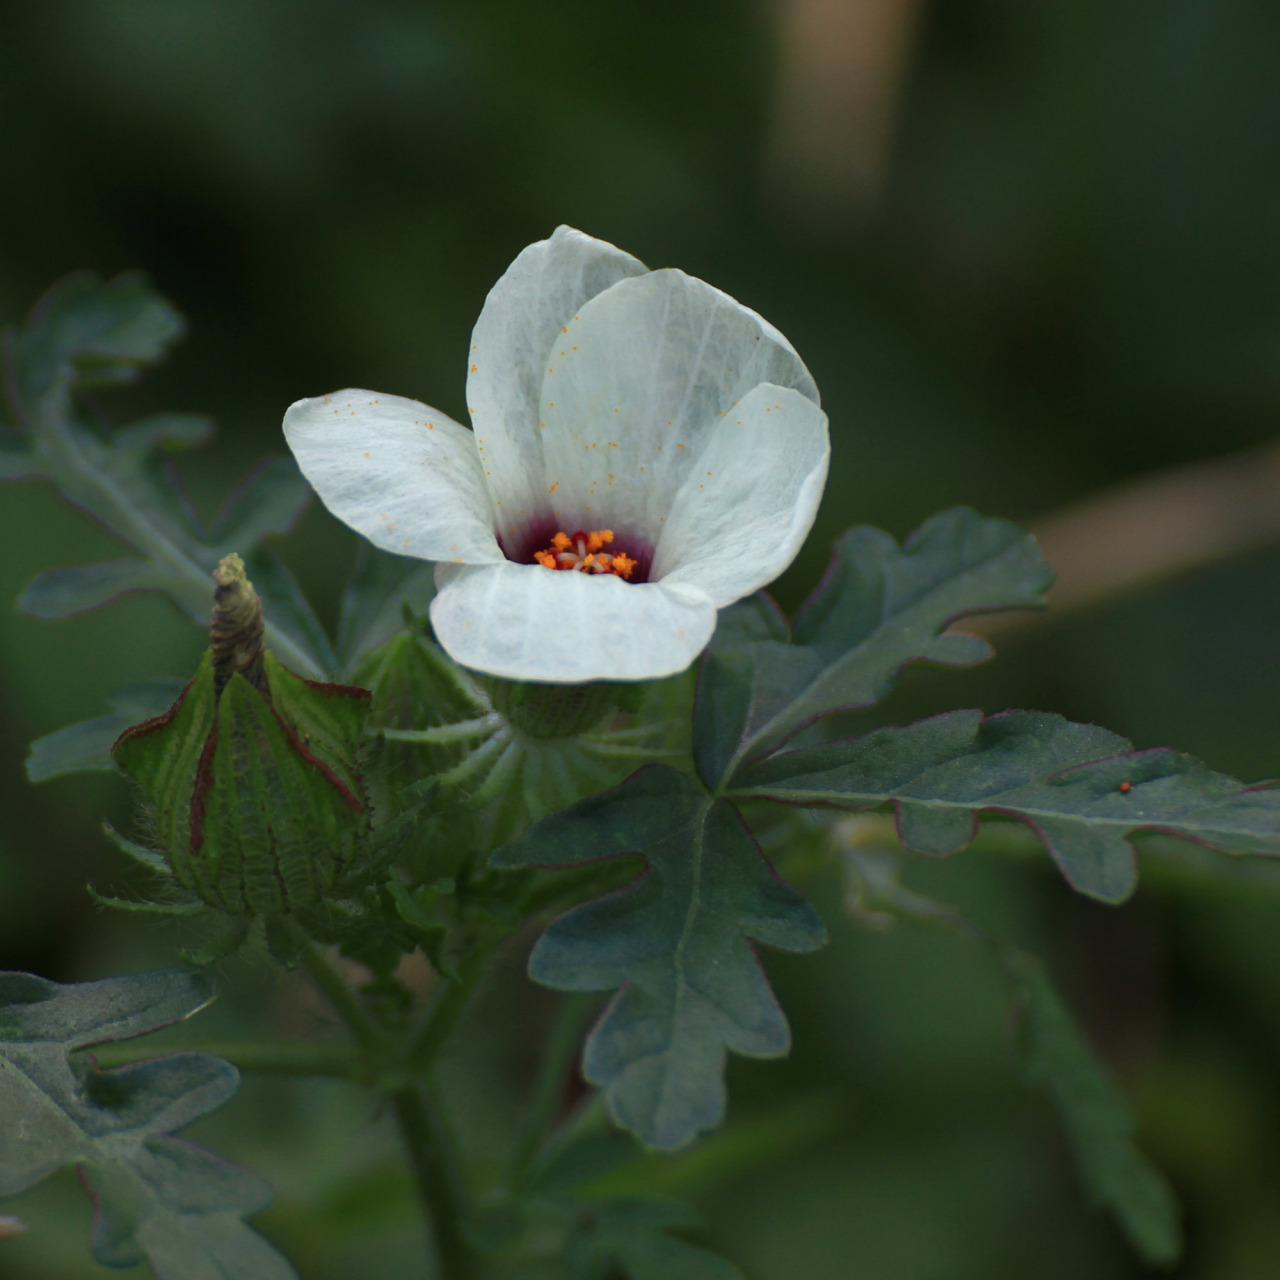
[
  {"x1": 355, "y1": 628, "x2": 488, "y2": 883},
  {"x1": 1, "y1": 273, "x2": 324, "y2": 726},
  {"x1": 386, "y1": 878, "x2": 458, "y2": 978},
  {"x1": 25, "y1": 678, "x2": 186, "y2": 781},
  {"x1": 694, "y1": 509, "x2": 1053, "y2": 788},
  {"x1": 337, "y1": 545, "x2": 436, "y2": 672},
  {"x1": 737, "y1": 708, "x2": 1280, "y2": 903},
  {"x1": 561, "y1": 1198, "x2": 742, "y2": 1280},
  {"x1": 520, "y1": 1128, "x2": 744, "y2": 1278},
  {"x1": 844, "y1": 848, "x2": 1181, "y2": 1265},
  {"x1": 0, "y1": 969, "x2": 293, "y2": 1279},
  {"x1": 493, "y1": 767, "x2": 825, "y2": 1151},
  {"x1": 1009, "y1": 954, "x2": 1181, "y2": 1266}
]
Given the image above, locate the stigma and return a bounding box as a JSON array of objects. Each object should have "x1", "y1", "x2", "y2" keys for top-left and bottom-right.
[{"x1": 533, "y1": 529, "x2": 636, "y2": 579}]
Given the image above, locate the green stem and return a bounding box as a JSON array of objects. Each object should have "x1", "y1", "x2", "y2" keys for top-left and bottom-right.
[
  {"x1": 290, "y1": 924, "x2": 383, "y2": 1056},
  {"x1": 512, "y1": 993, "x2": 595, "y2": 1178},
  {"x1": 288, "y1": 923, "x2": 477, "y2": 1276},
  {"x1": 392, "y1": 1084, "x2": 478, "y2": 1280},
  {"x1": 406, "y1": 947, "x2": 489, "y2": 1071},
  {"x1": 90, "y1": 1038, "x2": 365, "y2": 1079}
]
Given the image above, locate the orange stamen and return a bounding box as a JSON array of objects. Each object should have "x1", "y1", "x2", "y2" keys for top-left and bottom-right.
[{"x1": 532, "y1": 529, "x2": 637, "y2": 580}]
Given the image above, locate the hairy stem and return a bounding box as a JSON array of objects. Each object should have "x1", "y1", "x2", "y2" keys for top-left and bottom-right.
[
  {"x1": 392, "y1": 1084, "x2": 478, "y2": 1280},
  {"x1": 406, "y1": 946, "x2": 489, "y2": 1072}
]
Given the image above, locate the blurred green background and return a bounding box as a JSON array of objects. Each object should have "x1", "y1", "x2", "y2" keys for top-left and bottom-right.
[{"x1": 5, "y1": 0, "x2": 1280, "y2": 1276}]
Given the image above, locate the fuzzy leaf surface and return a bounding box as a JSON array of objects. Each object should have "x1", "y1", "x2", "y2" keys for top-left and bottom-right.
[
  {"x1": 0, "y1": 969, "x2": 294, "y2": 1279},
  {"x1": 3, "y1": 272, "x2": 320, "y2": 676},
  {"x1": 694, "y1": 509, "x2": 1052, "y2": 788},
  {"x1": 492, "y1": 766, "x2": 825, "y2": 1150},
  {"x1": 740, "y1": 709, "x2": 1280, "y2": 902}
]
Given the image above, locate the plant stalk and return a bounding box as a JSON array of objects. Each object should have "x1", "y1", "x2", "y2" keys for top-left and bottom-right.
[
  {"x1": 290, "y1": 925, "x2": 383, "y2": 1056},
  {"x1": 289, "y1": 922, "x2": 480, "y2": 1278},
  {"x1": 392, "y1": 1083, "x2": 478, "y2": 1280}
]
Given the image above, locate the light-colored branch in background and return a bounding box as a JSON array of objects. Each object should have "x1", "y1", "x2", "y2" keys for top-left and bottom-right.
[
  {"x1": 762, "y1": 0, "x2": 926, "y2": 221},
  {"x1": 979, "y1": 438, "x2": 1280, "y2": 634}
]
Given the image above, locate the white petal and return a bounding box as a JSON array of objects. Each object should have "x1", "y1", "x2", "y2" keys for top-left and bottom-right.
[
  {"x1": 283, "y1": 390, "x2": 503, "y2": 564},
  {"x1": 467, "y1": 227, "x2": 648, "y2": 547},
  {"x1": 654, "y1": 384, "x2": 829, "y2": 604},
  {"x1": 537, "y1": 270, "x2": 820, "y2": 544},
  {"x1": 429, "y1": 561, "x2": 716, "y2": 683}
]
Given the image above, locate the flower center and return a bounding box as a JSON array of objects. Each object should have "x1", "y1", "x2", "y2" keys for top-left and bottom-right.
[{"x1": 533, "y1": 529, "x2": 636, "y2": 580}]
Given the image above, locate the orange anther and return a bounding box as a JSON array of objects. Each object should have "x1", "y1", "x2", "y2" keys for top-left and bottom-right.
[{"x1": 534, "y1": 529, "x2": 636, "y2": 580}]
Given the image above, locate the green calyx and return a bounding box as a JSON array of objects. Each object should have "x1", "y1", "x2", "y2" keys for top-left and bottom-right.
[
  {"x1": 113, "y1": 558, "x2": 374, "y2": 915},
  {"x1": 481, "y1": 677, "x2": 641, "y2": 740}
]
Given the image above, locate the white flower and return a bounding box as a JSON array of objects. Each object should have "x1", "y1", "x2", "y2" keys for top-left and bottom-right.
[{"x1": 284, "y1": 227, "x2": 829, "y2": 684}]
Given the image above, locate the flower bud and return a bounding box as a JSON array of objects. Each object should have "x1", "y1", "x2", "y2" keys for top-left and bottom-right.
[{"x1": 113, "y1": 555, "x2": 373, "y2": 915}]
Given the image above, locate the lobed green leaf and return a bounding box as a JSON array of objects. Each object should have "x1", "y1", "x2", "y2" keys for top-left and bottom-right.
[
  {"x1": 0, "y1": 969, "x2": 294, "y2": 1279},
  {"x1": 8, "y1": 270, "x2": 184, "y2": 406},
  {"x1": 492, "y1": 767, "x2": 825, "y2": 1150},
  {"x1": 694, "y1": 508, "x2": 1052, "y2": 788},
  {"x1": 740, "y1": 708, "x2": 1280, "y2": 902},
  {"x1": 842, "y1": 848, "x2": 1180, "y2": 1263},
  {"x1": 1008, "y1": 954, "x2": 1181, "y2": 1265},
  {"x1": 3, "y1": 272, "x2": 324, "y2": 693}
]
